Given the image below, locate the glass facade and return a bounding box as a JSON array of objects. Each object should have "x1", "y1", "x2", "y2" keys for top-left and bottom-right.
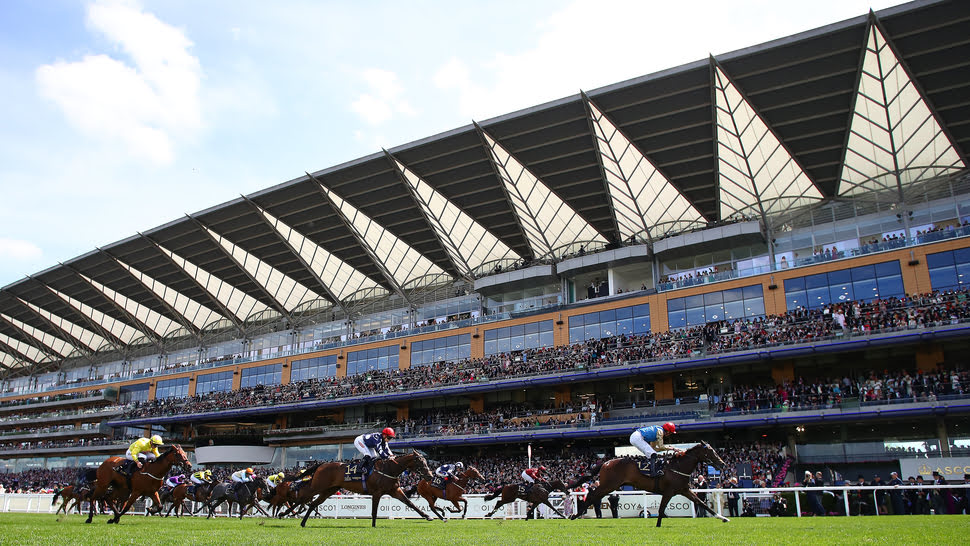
[
  {"x1": 927, "y1": 248, "x2": 970, "y2": 291},
  {"x1": 347, "y1": 346, "x2": 399, "y2": 376},
  {"x1": 196, "y1": 370, "x2": 233, "y2": 395},
  {"x1": 240, "y1": 363, "x2": 282, "y2": 388},
  {"x1": 569, "y1": 304, "x2": 650, "y2": 343},
  {"x1": 291, "y1": 355, "x2": 338, "y2": 382},
  {"x1": 784, "y1": 261, "x2": 905, "y2": 310},
  {"x1": 484, "y1": 320, "x2": 554, "y2": 355},
  {"x1": 668, "y1": 285, "x2": 765, "y2": 328},
  {"x1": 410, "y1": 334, "x2": 471, "y2": 366},
  {"x1": 155, "y1": 377, "x2": 189, "y2": 399}
]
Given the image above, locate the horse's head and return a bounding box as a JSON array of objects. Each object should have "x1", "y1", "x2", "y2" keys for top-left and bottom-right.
[
  {"x1": 547, "y1": 479, "x2": 570, "y2": 494},
  {"x1": 405, "y1": 450, "x2": 434, "y2": 480},
  {"x1": 467, "y1": 466, "x2": 485, "y2": 482},
  {"x1": 694, "y1": 441, "x2": 727, "y2": 470},
  {"x1": 168, "y1": 444, "x2": 192, "y2": 471}
]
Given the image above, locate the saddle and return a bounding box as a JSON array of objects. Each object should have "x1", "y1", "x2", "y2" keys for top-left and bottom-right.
[{"x1": 431, "y1": 475, "x2": 448, "y2": 490}]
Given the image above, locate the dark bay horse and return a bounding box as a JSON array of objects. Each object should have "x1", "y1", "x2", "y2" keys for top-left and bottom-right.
[
  {"x1": 406, "y1": 466, "x2": 485, "y2": 519},
  {"x1": 85, "y1": 445, "x2": 192, "y2": 524},
  {"x1": 570, "y1": 442, "x2": 728, "y2": 527},
  {"x1": 484, "y1": 479, "x2": 569, "y2": 519},
  {"x1": 286, "y1": 452, "x2": 435, "y2": 528},
  {"x1": 203, "y1": 477, "x2": 270, "y2": 519}
]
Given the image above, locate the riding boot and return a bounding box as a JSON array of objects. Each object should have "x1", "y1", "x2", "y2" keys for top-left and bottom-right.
[
  {"x1": 649, "y1": 454, "x2": 664, "y2": 477},
  {"x1": 361, "y1": 455, "x2": 373, "y2": 476}
]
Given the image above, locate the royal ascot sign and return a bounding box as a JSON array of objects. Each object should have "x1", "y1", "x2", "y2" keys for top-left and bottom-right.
[{"x1": 899, "y1": 457, "x2": 970, "y2": 480}]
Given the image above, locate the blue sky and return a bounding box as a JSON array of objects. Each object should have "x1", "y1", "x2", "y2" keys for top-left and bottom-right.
[{"x1": 0, "y1": 0, "x2": 903, "y2": 287}]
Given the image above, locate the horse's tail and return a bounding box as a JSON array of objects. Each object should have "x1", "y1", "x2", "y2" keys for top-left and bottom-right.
[
  {"x1": 296, "y1": 462, "x2": 322, "y2": 480},
  {"x1": 566, "y1": 460, "x2": 604, "y2": 489}
]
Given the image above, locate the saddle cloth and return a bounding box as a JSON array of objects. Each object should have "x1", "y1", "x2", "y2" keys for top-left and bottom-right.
[
  {"x1": 344, "y1": 461, "x2": 366, "y2": 482},
  {"x1": 636, "y1": 457, "x2": 664, "y2": 475},
  {"x1": 517, "y1": 484, "x2": 529, "y2": 497},
  {"x1": 431, "y1": 475, "x2": 448, "y2": 490}
]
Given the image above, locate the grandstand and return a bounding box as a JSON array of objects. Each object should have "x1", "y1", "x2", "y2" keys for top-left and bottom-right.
[{"x1": 2, "y1": 0, "x2": 970, "y2": 492}]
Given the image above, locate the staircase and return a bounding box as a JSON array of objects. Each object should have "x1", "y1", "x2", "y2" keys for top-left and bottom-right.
[{"x1": 772, "y1": 457, "x2": 794, "y2": 487}]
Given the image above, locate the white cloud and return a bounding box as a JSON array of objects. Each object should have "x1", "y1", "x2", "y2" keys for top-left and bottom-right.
[
  {"x1": 350, "y1": 68, "x2": 415, "y2": 126},
  {"x1": 432, "y1": 0, "x2": 893, "y2": 121},
  {"x1": 0, "y1": 238, "x2": 43, "y2": 262},
  {"x1": 35, "y1": 0, "x2": 202, "y2": 164}
]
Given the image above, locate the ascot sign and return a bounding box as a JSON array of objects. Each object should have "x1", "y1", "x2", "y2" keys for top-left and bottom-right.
[{"x1": 899, "y1": 457, "x2": 970, "y2": 480}]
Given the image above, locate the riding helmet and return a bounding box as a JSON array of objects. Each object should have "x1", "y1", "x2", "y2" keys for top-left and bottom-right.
[
  {"x1": 246, "y1": 467, "x2": 254, "y2": 474},
  {"x1": 382, "y1": 427, "x2": 396, "y2": 438},
  {"x1": 662, "y1": 422, "x2": 676, "y2": 433},
  {"x1": 456, "y1": 462, "x2": 464, "y2": 470},
  {"x1": 150, "y1": 434, "x2": 163, "y2": 445}
]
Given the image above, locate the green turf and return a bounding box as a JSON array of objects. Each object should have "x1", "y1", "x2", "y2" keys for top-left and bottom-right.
[{"x1": 1, "y1": 513, "x2": 966, "y2": 545}]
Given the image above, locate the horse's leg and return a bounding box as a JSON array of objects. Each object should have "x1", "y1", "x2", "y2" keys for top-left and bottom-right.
[
  {"x1": 301, "y1": 487, "x2": 338, "y2": 528},
  {"x1": 656, "y1": 493, "x2": 672, "y2": 528},
  {"x1": 485, "y1": 493, "x2": 510, "y2": 518},
  {"x1": 371, "y1": 494, "x2": 381, "y2": 528},
  {"x1": 251, "y1": 496, "x2": 271, "y2": 517},
  {"x1": 389, "y1": 488, "x2": 433, "y2": 521},
  {"x1": 683, "y1": 489, "x2": 729, "y2": 522},
  {"x1": 460, "y1": 498, "x2": 468, "y2": 519},
  {"x1": 422, "y1": 492, "x2": 445, "y2": 520}
]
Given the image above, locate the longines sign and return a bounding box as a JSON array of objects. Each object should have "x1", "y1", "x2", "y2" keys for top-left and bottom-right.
[{"x1": 899, "y1": 457, "x2": 970, "y2": 480}]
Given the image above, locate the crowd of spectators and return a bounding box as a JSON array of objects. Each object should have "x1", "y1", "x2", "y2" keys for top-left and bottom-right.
[
  {"x1": 715, "y1": 366, "x2": 968, "y2": 414},
  {"x1": 118, "y1": 288, "x2": 970, "y2": 421}
]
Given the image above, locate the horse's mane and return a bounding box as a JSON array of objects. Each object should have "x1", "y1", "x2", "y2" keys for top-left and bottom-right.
[{"x1": 297, "y1": 461, "x2": 323, "y2": 480}]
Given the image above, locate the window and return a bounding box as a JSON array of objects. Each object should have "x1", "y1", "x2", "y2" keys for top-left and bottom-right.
[
  {"x1": 568, "y1": 304, "x2": 650, "y2": 343},
  {"x1": 667, "y1": 285, "x2": 764, "y2": 328},
  {"x1": 196, "y1": 371, "x2": 233, "y2": 395},
  {"x1": 347, "y1": 346, "x2": 399, "y2": 376},
  {"x1": 410, "y1": 334, "x2": 471, "y2": 367},
  {"x1": 240, "y1": 364, "x2": 282, "y2": 388},
  {"x1": 155, "y1": 377, "x2": 189, "y2": 400},
  {"x1": 291, "y1": 355, "x2": 337, "y2": 382},
  {"x1": 784, "y1": 261, "x2": 904, "y2": 310},
  {"x1": 927, "y1": 248, "x2": 970, "y2": 291},
  {"x1": 484, "y1": 321, "x2": 553, "y2": 355}
]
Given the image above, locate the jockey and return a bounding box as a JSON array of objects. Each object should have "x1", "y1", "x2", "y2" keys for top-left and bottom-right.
[
  {"x1": 630, "y1": 422, "x2": 683, "y2": 477},
  {"x1": 164, "y1": 474, "x2": 185, "y2": 489},
  {"x1": 354, "y1": 427, "x2": 395, "y2": 475},
  {"x1": 267, "y1": 471, "x2": 286, "y2": 490},
  {"x1": 231, "y1": 468, "x2": 256, "y2": 484},
  {"x1": 521, "y1": 465, "x2": 548, "y2": 487},
  {"x1": 121, "y1": 435, "x2": 163, "y2": 476},
  {"x1": 435, "y1": 462, "x2": 464, "y2": 485},
  {"x1": 190, "y1": 469, "x2": 213, "y2": 485}
]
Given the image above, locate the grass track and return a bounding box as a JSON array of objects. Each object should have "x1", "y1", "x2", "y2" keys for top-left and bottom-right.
[{"x1": 2, "y1": 513, "x2": 966, "y2": 545}]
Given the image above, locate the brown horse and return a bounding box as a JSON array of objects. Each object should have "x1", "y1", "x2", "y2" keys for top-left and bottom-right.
[
  {"x1": 52, "y1": 486, "x2": 81, "y2": 515},
  {"x1": 484, "y1": 479, "x2": 569, "y2": 519},
  {"x1": 85, "y1": 445, "x2": 192, "y2": 524},
  {"x1": 266, "y1": 480, "x2": 305, "y2": 517},
  {"x1": 406, "y1": 466, "x2": 485, "y2": 519},
  {"x1": 156, "y1": 480, "x2": 213, "y2": 517},
  {"x1": 286, "y1": 452, "x2": 435, "y2": 528},
  {"x1": 570, "y1": 441, "x2": 728, "y2": 527}
]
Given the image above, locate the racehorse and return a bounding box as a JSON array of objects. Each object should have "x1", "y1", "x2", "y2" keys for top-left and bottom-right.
[
  {"x1": 265, "y1": 480, "x2": 306, "y2": 518},
  {"x1": 484, "y1": 479, "x2": 570, "y2": 519},
  {"x1": 202, "y1": 477, "x2": 270, "y2": 519},
  {"x1": 405, "y1": 466, "x2": 485, "y2": 519},
  {"x1": 155, "y1": 480, "x2": 213, "y2": 517},
  {"x1": 569, "y1": 441, "x2": 728, "y2": 527},
  {"x1": 85, "y1": 445, "x2": 192, "y2": 524},
  {"x1": 52, "y1": 485, "x2": 81, "y2": 515},
  {"x1": 282, "y1": 451, "x2": 435, "y2": 528}
]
